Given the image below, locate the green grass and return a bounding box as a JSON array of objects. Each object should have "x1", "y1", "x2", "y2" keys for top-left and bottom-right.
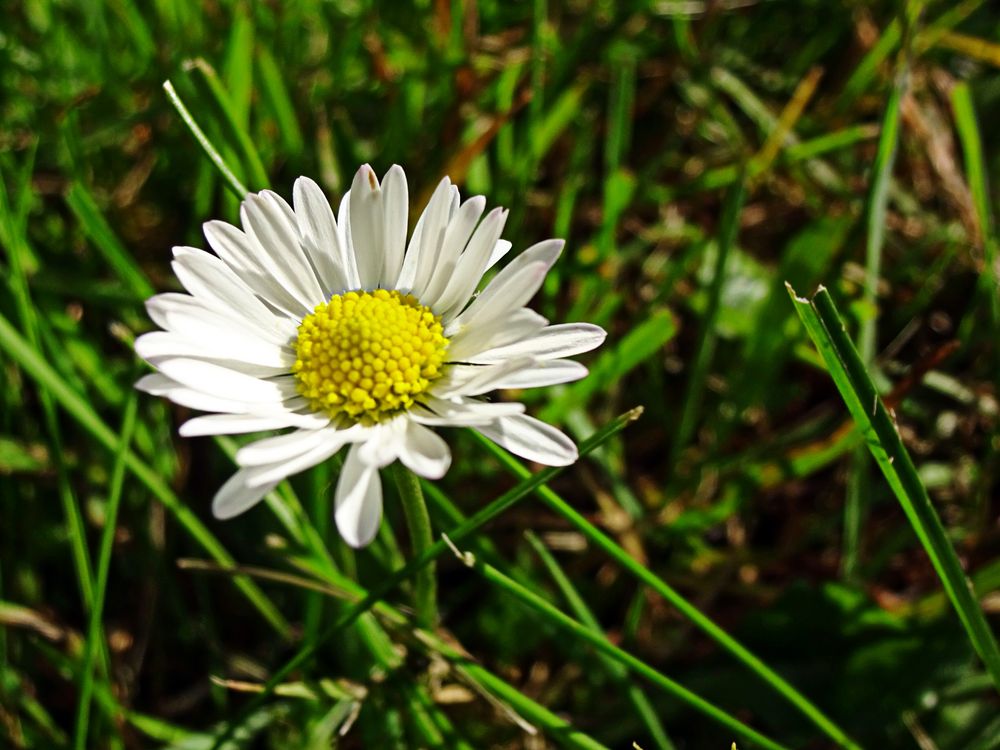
[{"x1": 3, "y1": 1, "x2": 1000, "y2": 748}]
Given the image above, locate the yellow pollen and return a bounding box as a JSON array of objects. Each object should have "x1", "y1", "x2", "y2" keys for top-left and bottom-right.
[{"x1": 292, "y1": 289, "x2": 449, "y2": 423}]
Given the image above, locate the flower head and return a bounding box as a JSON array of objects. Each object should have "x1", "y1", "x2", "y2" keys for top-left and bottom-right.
[{"x1": 136, "y1": 165, "x2": 605, "y2": 546}]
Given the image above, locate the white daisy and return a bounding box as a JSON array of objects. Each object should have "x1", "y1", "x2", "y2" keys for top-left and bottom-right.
[{"x1": 136, "y1": 164, "x2": 605, "y2": 547}]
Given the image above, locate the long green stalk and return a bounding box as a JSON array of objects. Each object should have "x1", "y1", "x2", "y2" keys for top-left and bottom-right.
[
  {"x1": 951, "y1": 82, "x2": 1000, "y2": 370},
  {"x1": 210, "y1": 408, "x2": 640, "y2": 749},
  {"x1": 393, "y1": 465, "x2": 438, "y2": 627},
  {"x1": 951, "y1": 79, "x2": 1000, "y2": 539}
]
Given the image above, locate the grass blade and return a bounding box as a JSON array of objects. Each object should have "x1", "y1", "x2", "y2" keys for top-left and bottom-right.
[
  {"x1": 163, "y1": 80, "x2": 248, "y2": 198},
  {"x1": 526, "y1": 532, "x2": 675, "y2": 750},
  {"x1": 461, "y1": 550, "x2": 790, "y2": 750},
  {"x1": 256, "y1": 44, "x2": 305, "y2": 158},
  {"x1": 2, "y1": 153, "x2": 116, "y2": 699},
  {"x1": 787, "y1": 283, "x2": 1000, "y2": 692},
  {"x1": 473, "y1": 433, "x2": 859, "y2": 749},
  {"x1": 844, "y1": 46, "x2": 907, "y2": 583},
  {"x1": 951, "y1": 82, "x2": 1000, "y2": 348},
  {"x1": 184, "y1": 58, "x2": 269, "y2": 192},
  {"x1": 669, "y1": 176, "x2": 746, "y2": 476}
]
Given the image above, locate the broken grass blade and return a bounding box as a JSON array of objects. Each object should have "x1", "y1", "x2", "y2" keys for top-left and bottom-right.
[{"x1": 788, "y1": 283, "x2": 1000, "y2": 693}]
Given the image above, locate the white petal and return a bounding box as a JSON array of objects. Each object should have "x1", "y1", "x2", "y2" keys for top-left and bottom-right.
[
  {"x1": 179, "y1": 413, "x2": 328, "y2": 437},
  {"x1": 410, "y1": 396, "x2": 526, "y2": 426},
  {"x1": 434, "y1": 357, "x2": 536, "y2": 398},
  {"x1": 241, "y1": 192, "x2": 323, "y2": 309},
  {"x1": 135, "y1": 330, "x2": 293, "y2": 372},
  {"x1": 380, "y1": 165, "x2": 408, "y2": 287},
  {"x1": 292, "y1": 177, "x2": 351, "y2": 295},
  {"x1": 348, "y1": 165, "x2": 384, "y2": 289},
  {"x1": 142, "y1": 292, "x2": 199, "y2": 330},
  {"x1": 335, "y1": 445, "x2": 383, "y2": 548},
  {"x1": 203, "y1": 220, "x2": 305, "y2": 317},
  {"x1": 398, "y1": 420, "x2": 451, "y2": 479},
  {"x1": 336, "y1": 191, "x2": 361, "y2": 287},
  {"x1": 212, "y1": 469, "x2": 278, "y2": 519},
  {"x1": 244, "y1": 427, "x2": 362, "y2": 487},
  {"x1": 436, "y1": 207, "x2": 508, "y2": 319},
  {"x1": 356, "y1": 418, "x2": 407, "y2": 468},
  {"x1": 446, "y1": 259, "x2": 549, "y2": 335},
  {"x1": 447, "y1": 308, "x2": 548, "y2": 361},
  {"x1": 476, "y1": 414, "x2": 578, "y2": 466},
  {"x1": 485, "y1": 240, "x2": 513, "y2": 271},
  {"x1": 144, "y1": 293, "x2": 295, "y2": 356},
  {"x1": 136, "y1": 373, "x2": 253, "y2": 413},
  {"x1": 421, "y1": 195, "x2": 486, "y2": 309},
  {"x1": 171, "y1": 247, "x2": 297, "y2": 340},
  {"x1": 451, "y1": 240, "x2": 562, "y2": 332},
  {"x1": 135, "y1": 373, "x2": 177, "y2": 395},
  {"x1": 402, "y1": 177, "x2": 452, "y2": 296},
  {"x1": 490, "y1": 360, "x2": 588, "y2": 389},
  {"x1": 135, "y1": 331, "x2": 198, "y2": 360},
  {"x1": 156, "y1": 358, "x2": 296, "y2": 403},
  {"x1": 471, "y1": 323, "x2": 607, "y2": 363},
  {"x1": 236, "y1": 427, "x2": 334, "y2": 466}
]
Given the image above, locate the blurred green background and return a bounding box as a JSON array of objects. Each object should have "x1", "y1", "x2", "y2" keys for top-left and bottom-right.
[{"x1": 2, "y1": 0, "x2": 1000, "y2": 748}]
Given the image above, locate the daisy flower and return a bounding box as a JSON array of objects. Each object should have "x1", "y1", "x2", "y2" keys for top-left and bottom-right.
[{"x1": 136, "y1": 164, "x2": 605, "y2": 547}]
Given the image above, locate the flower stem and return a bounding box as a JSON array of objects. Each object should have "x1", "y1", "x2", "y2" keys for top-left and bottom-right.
[{"x1": 393, "y1": 464, "x2": 437, "y2": 627}]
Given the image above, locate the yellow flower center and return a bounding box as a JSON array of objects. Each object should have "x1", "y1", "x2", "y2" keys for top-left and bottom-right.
[{"x1": 292, "y1": 289, "x2": 449, "y2": 424}]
